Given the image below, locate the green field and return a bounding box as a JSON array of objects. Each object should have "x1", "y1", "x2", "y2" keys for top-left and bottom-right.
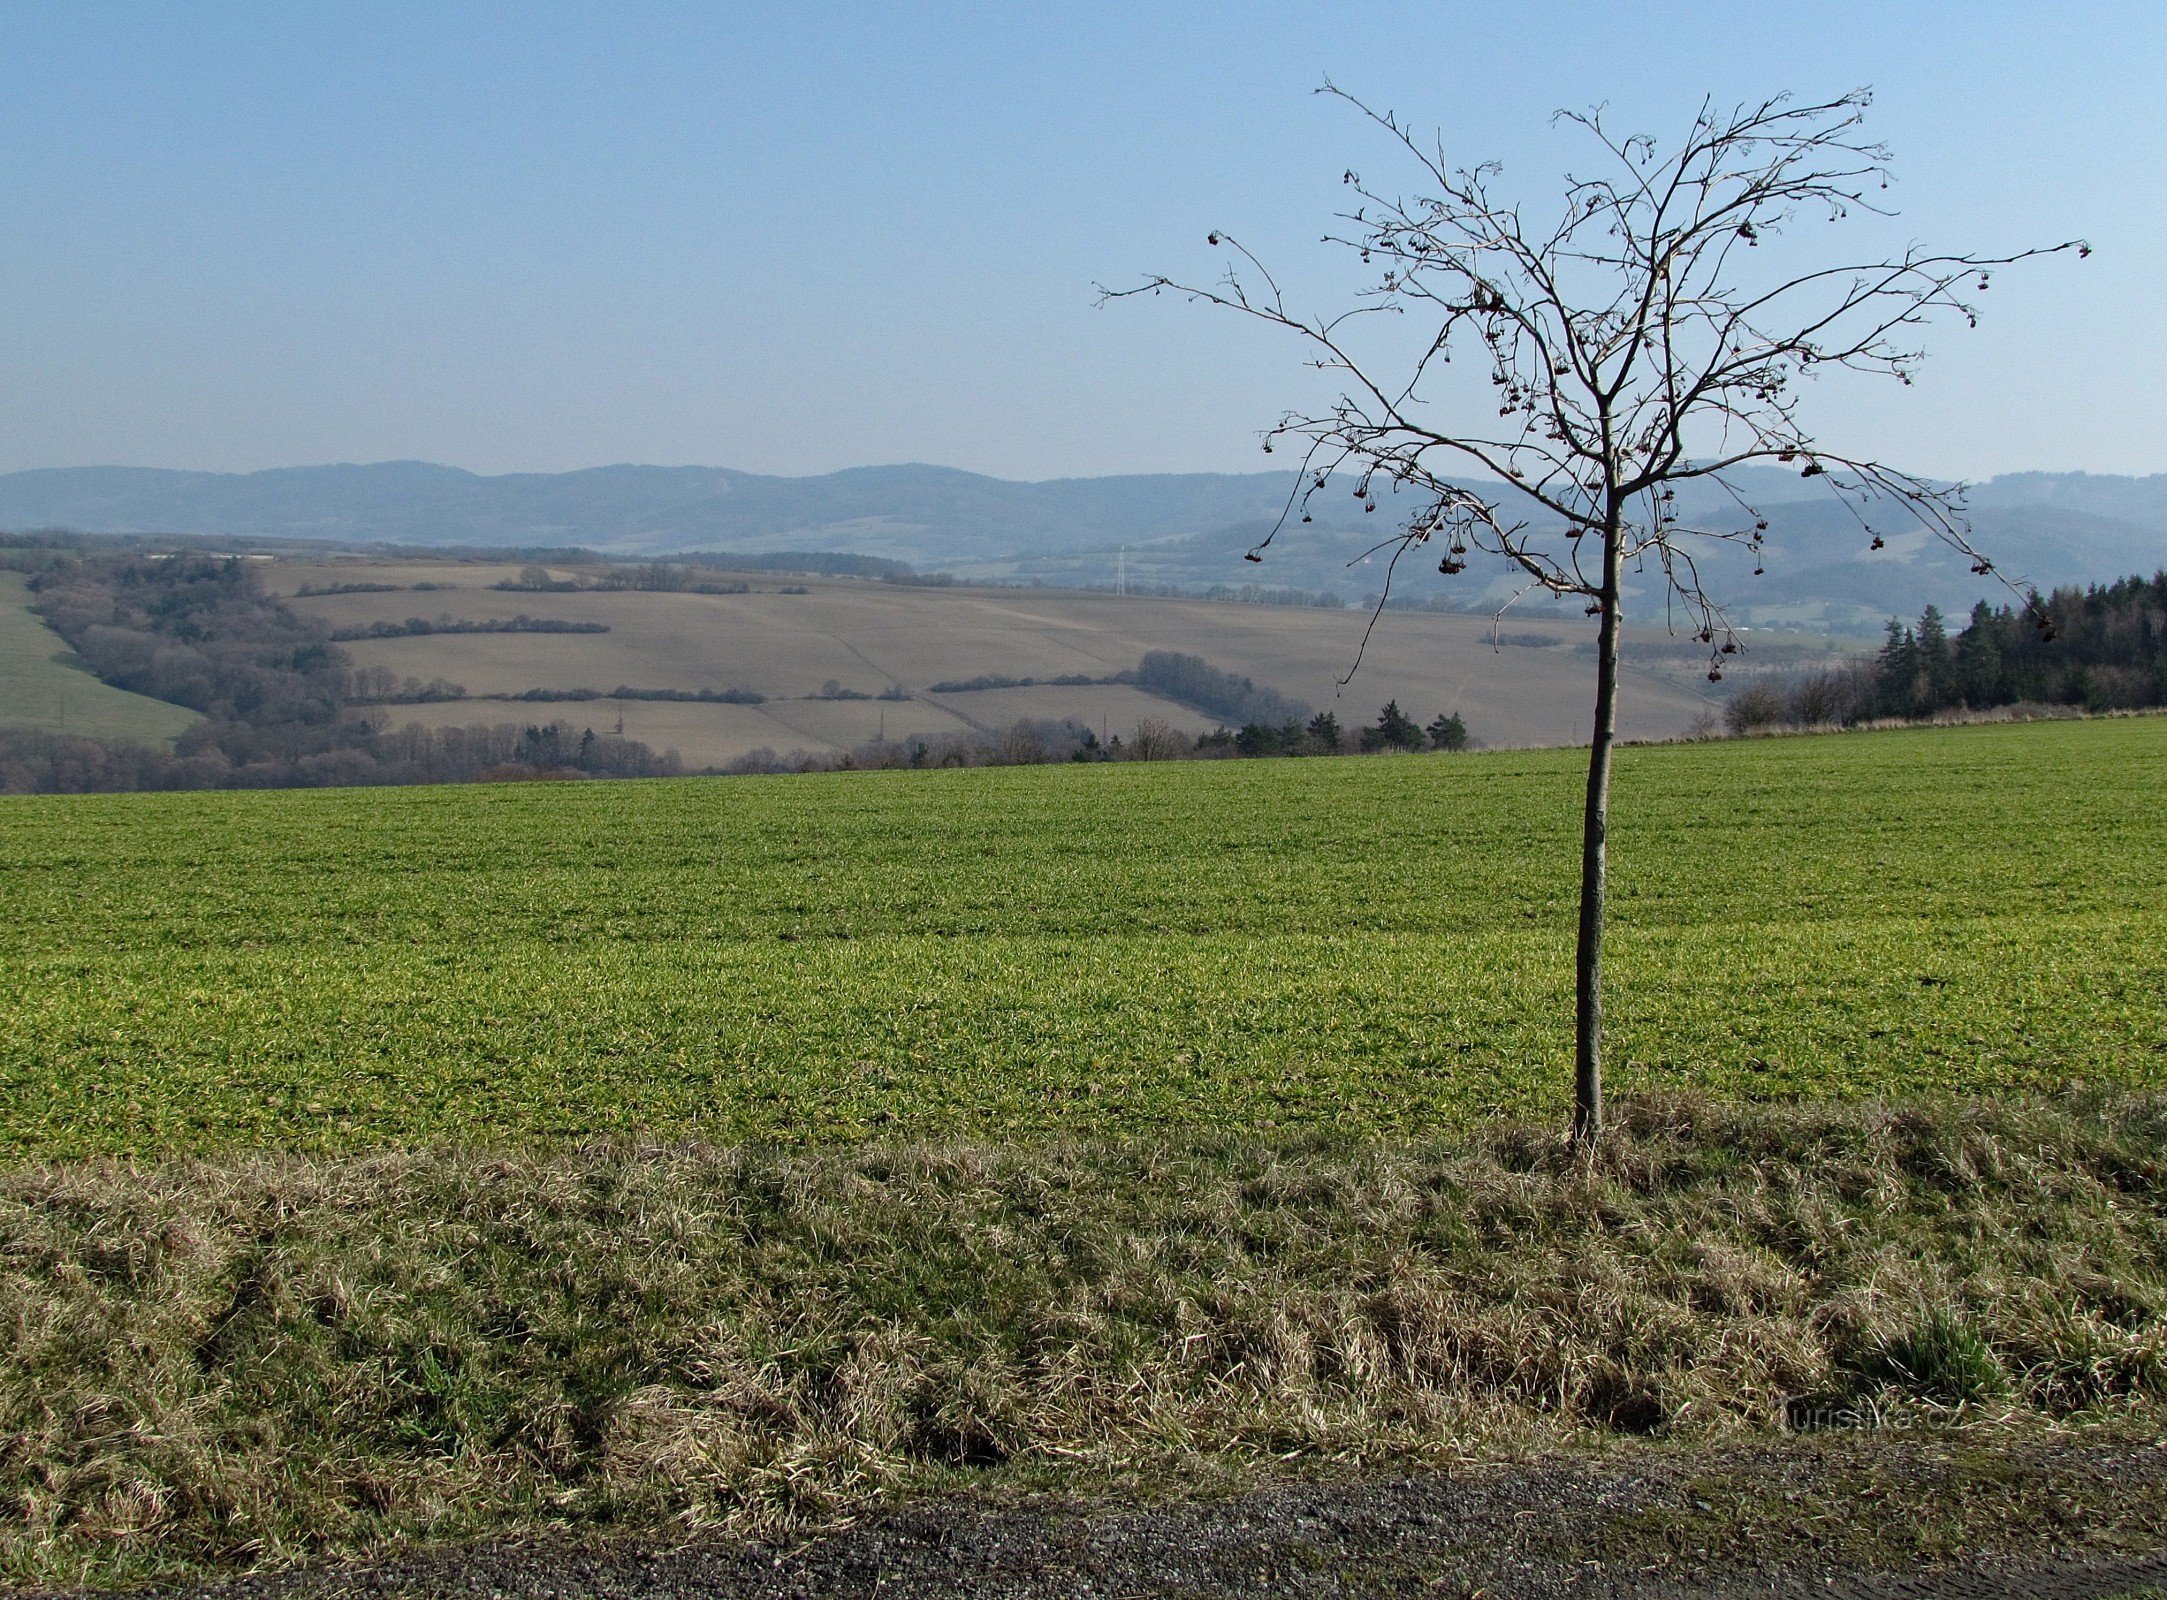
[
  {"x1": 3, "y1": 716, "x2": 2163, "y2": 1156},
  {"x1": 0, "y1": 571, "x2": 200, "y2": 746}
]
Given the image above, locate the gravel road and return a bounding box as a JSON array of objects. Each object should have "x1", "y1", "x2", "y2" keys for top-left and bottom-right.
[{"x1": 136, "y1": 1435, "x2": 2167, "y2": 1600}]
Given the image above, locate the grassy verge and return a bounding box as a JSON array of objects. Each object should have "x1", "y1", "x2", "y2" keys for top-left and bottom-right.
[{"x1": 5, "y1": 1096, "x2": 2164, "y2": 1587}]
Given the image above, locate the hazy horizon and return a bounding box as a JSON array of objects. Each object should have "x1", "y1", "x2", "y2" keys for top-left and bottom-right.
[{"x1": 7, "y1": 457, "x2": 2166, "y2": 490}]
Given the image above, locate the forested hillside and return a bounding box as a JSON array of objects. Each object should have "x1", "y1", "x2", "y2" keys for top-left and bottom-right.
[{"x1": 1729, "y1": 572, "x2": 2167, "y2": 729}]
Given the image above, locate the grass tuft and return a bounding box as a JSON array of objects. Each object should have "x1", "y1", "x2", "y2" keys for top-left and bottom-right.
[{"x1": 1851, "y1": 1308, "x2": 2011, "y2": 1405}]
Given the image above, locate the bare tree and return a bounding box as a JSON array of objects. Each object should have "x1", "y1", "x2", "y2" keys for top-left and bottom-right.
[
  {"x1": 1128, "y1": 716, "x2": 1186, "y2": 761},
  {"x1": 1109, "y1": 88, "x2": 2083, "y2": 1141}
]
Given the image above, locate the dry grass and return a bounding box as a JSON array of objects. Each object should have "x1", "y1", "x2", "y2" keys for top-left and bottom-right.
[{"x1": 4, "y1": 1096, "x2": 2163, "y2": 1586}]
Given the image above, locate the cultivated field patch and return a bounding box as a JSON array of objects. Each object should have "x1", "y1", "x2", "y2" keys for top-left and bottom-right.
[
  {"x1": 2, "y1": 717, "x2": 2161, "y2": 1157},
  {"x1": 920, "y1": 681, "x2": 1217, "y2": 740},
  {"x1": 274, "y1": 556, "x2": 1718, "y2": 757},
  {"x1": 0, "y1": 572, "x2": 200, "y2": 746}
]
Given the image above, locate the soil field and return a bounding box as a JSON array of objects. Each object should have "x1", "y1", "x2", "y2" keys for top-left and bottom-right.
[
  {"x1": 1, "y1": 716, "x2": 2161, "y2": 1157},
  {"x1": 265, "y1": 558, "x2": 541, "y2": 593},
  {"x1": 0, "y1": 572, "x2": 200, "y2": 746},
  {"x1": 269, "y1": 556, "x2": 1719, "y2": 760}
]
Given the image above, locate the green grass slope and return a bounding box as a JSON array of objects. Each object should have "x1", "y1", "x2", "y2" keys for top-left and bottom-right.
[
  {"x1": 3, "y1": 717, "x2": 2163, "y2": 1157},
  {"x1": 0, "y1": 570, "x2": 199, "y2": 745}
]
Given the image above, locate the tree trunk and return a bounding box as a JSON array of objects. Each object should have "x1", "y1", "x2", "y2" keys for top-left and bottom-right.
[{"x1": 1573, "y1": 525, "x2": 1625, "y2": 1143}]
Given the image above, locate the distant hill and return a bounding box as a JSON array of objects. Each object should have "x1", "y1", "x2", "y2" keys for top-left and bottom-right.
[
  {"x1": 3, "y1": 460, "x2": 2162, "y2": 631},
  {"x1": 0, "y1": 461, "x2": 1298, "y2": 568}
]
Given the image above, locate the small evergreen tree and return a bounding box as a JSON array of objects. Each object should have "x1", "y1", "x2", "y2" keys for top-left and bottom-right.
[
  {"x1": 1917, "y1": 606, "x2": 1953, "y2": 707},
  {"x1": 1953, "y1": 600, "x2": 2003, "y2": 708},
  {"x1": 1875, "y1": 619, "x2": 1920, "y2": 716},
  {"x1": 1361, "y1": 700, "x2": 1425, "y2": 752},
  {"x1": 1306, "y1": 711, "x2": 1342, "y2": 753},
  {"x1": 1427, "y1": 711, "x2": 1468, "y2": 751}
]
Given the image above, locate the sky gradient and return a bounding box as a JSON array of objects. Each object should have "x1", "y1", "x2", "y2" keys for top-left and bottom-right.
[{"x1": 1, "y1": 2, "x2": 2159, "y2": 482}]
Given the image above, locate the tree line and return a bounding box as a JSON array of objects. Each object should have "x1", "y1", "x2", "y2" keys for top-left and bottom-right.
[
  {"x1": 0, "y1": 719, "x2": 680, "y2": 795},
  {"x1": 327, "y1": 614, "x2": 610, "y2": 641},
  {"x1": 1727, "y1": 572, "x2": 2167, "y2": 733},
  {"x1": 723, "y1": 697, "x2": 1471, "y2": 774},
  {"x1": 1129, "y1": 649, "x2": 1311, "y2": 727}
]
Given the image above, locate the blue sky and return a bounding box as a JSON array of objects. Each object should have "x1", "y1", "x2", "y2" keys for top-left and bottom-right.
[{"x1": 0, "y1": 2, "x2": 2158, "y2": 481}]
